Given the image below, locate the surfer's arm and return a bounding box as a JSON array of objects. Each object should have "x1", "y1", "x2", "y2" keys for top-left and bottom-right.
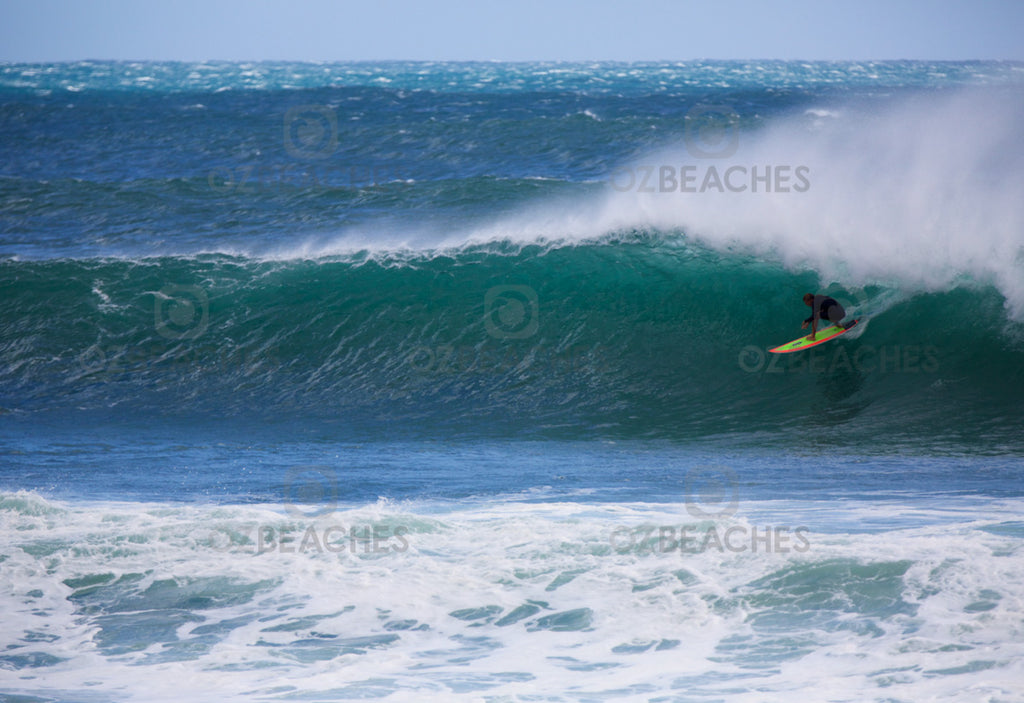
[
  {"x1": 805, "y1": 298, "x2": 824, "y2": 337},
  {"x1": 806, "y1": 317, "x2": 818, "y2": 340}
]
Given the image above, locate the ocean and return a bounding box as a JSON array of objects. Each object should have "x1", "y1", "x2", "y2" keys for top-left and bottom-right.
[{"x1": 1, "y1": 60, "x2": 1023, "y2": 702}]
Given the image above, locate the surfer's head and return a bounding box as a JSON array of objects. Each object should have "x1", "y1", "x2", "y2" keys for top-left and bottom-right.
[{"x1": 802, "y1": 293, "x2": 814, "y2": 306}]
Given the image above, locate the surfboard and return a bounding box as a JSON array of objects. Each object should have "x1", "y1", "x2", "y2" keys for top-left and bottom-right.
[{"x1": 769, "y1": 319, "x2": 859, "y2": 354}]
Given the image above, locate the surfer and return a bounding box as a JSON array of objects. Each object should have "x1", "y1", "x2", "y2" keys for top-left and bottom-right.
[{"x1": 801, "y1": 293, "x2": 850, "y2": 340}]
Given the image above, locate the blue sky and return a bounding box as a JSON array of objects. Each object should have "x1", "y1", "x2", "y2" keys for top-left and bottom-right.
[{"x1": 2, "y1": 0, "x2": 1023, "y2": 62}]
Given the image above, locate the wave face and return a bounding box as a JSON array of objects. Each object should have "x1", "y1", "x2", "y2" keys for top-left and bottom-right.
[
  {"x1": 1, "y1": 240, "x2": 1021, "y2": 448},
  {"x1": 2, "y1": 61, "x2": 1023, "y2": 448}
]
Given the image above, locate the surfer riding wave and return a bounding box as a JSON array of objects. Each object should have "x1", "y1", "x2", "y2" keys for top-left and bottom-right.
[{"x1": 801, "y1": 293, "x2": 854, "y2": 340}]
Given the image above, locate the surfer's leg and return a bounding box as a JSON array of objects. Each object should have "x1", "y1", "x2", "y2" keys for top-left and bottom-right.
[{"x1": 826, "y1": 303, "x2": 846, "y2": 328}]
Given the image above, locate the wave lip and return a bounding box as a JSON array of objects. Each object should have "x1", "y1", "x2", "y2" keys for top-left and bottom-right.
[{"x1": 597, "y1": 87, "x2": 1024, "y2": 320}]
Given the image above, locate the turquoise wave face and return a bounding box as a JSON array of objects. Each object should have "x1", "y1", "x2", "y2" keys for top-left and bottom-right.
[{"x1": 1, "y1": 239, "x2": 1021, "y2": 447}]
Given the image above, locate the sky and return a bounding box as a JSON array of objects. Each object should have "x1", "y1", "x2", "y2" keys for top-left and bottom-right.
[{"x1": 1, "y1": 0, "x2": 1023, "y2": 62}]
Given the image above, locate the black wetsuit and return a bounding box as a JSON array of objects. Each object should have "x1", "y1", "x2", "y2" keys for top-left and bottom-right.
[{"x1": 805, "y1": 295, "x2": 846, "y2": 326}]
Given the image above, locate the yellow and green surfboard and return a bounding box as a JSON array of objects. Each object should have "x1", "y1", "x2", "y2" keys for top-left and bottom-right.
[{"x1": 769, "y1": 319, "x2": 860, "y2": 354}]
